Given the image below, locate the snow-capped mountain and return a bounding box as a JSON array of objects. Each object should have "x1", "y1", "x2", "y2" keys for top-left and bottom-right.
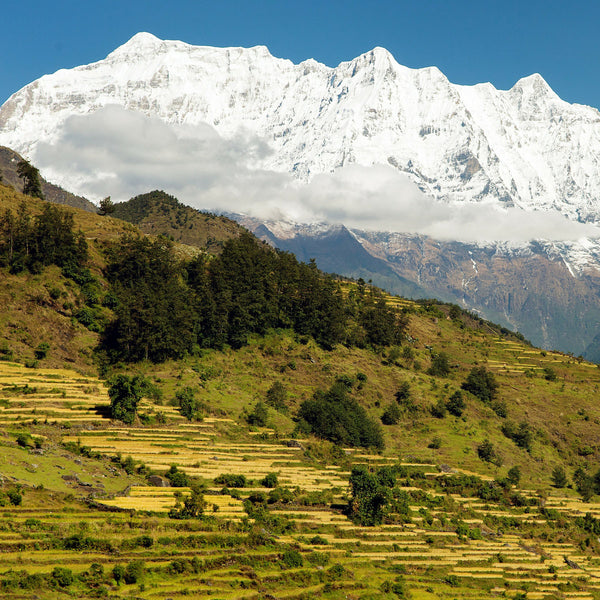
[
  {"x1": 2, "y1": 32, "x2": 600, "y2": 223},
  {"x1": 3, "y1": 32, "x2": 600, "y2": 356}
]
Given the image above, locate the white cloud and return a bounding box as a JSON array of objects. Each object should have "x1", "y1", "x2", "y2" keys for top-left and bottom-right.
[{"x1": 35, "y1": 105, "x2": 600, "y2": 243}]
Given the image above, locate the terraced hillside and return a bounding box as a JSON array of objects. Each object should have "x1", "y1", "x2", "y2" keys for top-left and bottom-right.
[{"x1": 1, "y1": 309, "x2": 600, "y2": 598}]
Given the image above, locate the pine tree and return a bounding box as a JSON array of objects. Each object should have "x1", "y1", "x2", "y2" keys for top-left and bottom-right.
[{"x1": 16, "y1": 159, "x2": 44, "y2": 199}]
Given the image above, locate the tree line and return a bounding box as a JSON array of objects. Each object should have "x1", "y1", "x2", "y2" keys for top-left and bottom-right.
[
  {"x1": 100, "y1": 231, "x2": 407, "y2": 363},
  {"x1": 0, "y1": 202, "x2": 87, "y2": 273}
]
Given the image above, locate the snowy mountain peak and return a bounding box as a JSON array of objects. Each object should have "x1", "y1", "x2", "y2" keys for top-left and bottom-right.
[{"x1": 2, "y1": 33, "x2": 600, "y2": 226}]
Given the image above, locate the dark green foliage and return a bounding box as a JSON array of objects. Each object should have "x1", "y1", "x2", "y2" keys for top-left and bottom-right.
[
  {"x1": 430, "y1": 398, "x2": 447, "y2": 418},
  {"x1": 491, "y1": 399, "x2": 508, "y2": 418},
  {"x1": 359, "y1": 294, "x2": 407, "y2": 347},
  {"x1": 16, "y1": 159, "x2": 44, "y2": 199},
  {"x1": 506, "y1": 466, "x2": 521, "y2": 486},
  {"x1": 112, "y1": 564, "x2": 125, "y2": 584},
  {"x1": 551, "y1": 465, "x2": 568, "y2": 488},
  {"x1": 34, "y1": 342, "x2": 50, "y2": 360},
  {"x1": 123, "y1": 560, "x2": 145, "y2": 584},
  {"x1": 108, "y1": 374, "x2": 149, "y2": 424},
  {"x1": 381, "y1": 401, "x2": 401, "y2": 425},
  {"x1": 51, "y1": 567, "x2": 73, "y2": 588},
  {"x1": 543, "y1": 366, "x2": 558, "y2": 381},
  {"x1": 427, "y1": 352, "x2": 450, "y2": 377},
  {"x1": 169, "y1": 486, "x2": 206, "y2": 519},
  {"x1": 281, "y1": 549, "x2": 303, "y2": 568},
  {"x1": 97, "y1": 196, "x2": 115, "y2": 216},
  {"x1": 574, "y1": 468, "x2": 595, "y2": 502},
  {"x1": 16, "y1": 433, "x2": 32, "y2": 448},
  {"x1": 501, "y1": 421, "x2": 533, "y2": 452},
  {"x1": 446, "y1": 390, "x2": 465, "y2": 417},
  {"x1": 394, "y1": 382, "x2": 417, "y2": 413},
  {"x1": 7, "y1": 488, "x2": 22, "y2": 506},
  {"x1": 265, "y1": 381, "x2": 288, "y2": 411},
  {"x1": 261, "y1": 473, "x2": 279, "y2": 488},
  {"x1": 247, "y1": 401, "x2": 268, "y2": 426},
  {"x1": 214, "y1": 474, "x2": 246, "y2": 488},
  {"x1": 0, "y1": 202, "x2": 87, "y2": 274},
  {"x1": 176, "y1": 386, "x2": 201, "y2": 421},
  {"x1": 461, "y1": 366, "x2": 499, "y2": 403},
  {"x1": 101, "y1": 234, "x2": 196, "y2": 362},
  {"x1": 347, "y1": 466, "x2": 391, "y2": 526},
  {"x1": 165, "y1": 465, "x2": 190, "y2": 487},
  {"x1": 298, "y1": 382, "x2": 384, "y2": 449},
  {"x1": 477, "y1": 439, "x2": 501, "y2": 465}
]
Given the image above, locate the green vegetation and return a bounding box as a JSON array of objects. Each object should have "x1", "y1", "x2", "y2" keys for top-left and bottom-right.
[
  {"x1": 4, "y1": 183, "x2": 600, "y2": 598},
  {"x1": 297, "y1": 381, "x2": 384, "y2": 449}
]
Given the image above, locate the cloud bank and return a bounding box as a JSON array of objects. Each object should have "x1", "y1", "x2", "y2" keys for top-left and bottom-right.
[{"x1": 35, "y1": 105, "x2": 600, "y2": 243}]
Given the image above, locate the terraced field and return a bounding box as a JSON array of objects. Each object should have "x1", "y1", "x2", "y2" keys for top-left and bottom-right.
[{"x1": 2, "y1": 329, "x2": 600, "y2": 598}]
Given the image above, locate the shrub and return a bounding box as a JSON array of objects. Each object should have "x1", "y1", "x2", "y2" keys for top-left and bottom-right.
[
  {"x1": 427, "y1": 352, "x2": 450, "y2": 377},
  {"x1": 176, "y1": 386, "x2": 202, "y2": 421},
  {"x1": 108, "y1": 374, "x2": 149, "y2": 424},
  {"x1": 501, "y1": 421, "x2": 533, "y2": 452},
  {"x1": 123, "y1": 560, "x2": 145, "y2": 584},
  {"x1": 477, "y1": 439, "x2": 500, "y2": 465},
  {"x1": 165, "y1": 465, "x2": 190, "y2": 487},
  {"x1": 34, "y1": 342, "x2": 50, "y2": 360},
  {"x1": 266, "y1": 381, "x2": 288, "y2": 412},
  {"x1": 247, "y1": 401, "x2": 268, "y2": 426},
  {"x1": 506, "y1": 466, "x2": 521, "y2": 486},
  {"x1": 381, "y1": 402, "x2": 401, "y2": 425},
  {"x1": 430, "y1": 398, "x2": 447, "y2": 418},
  {"x1": 261, "y1": 473, "x2": 279, "y2": 488},
  {"x1": 214, "y1": 474, "x2": 246, "y2": 488},
  {"x1": 51, "y1": 567, "x2": 74, "y2": 588},
  {"x1": 461, "y1": 367, "x2": 498, "y2": 403},
  {"x1": 446, "y1": 390, "x2": 465, "y2": 417},
  {"x1": 551, "y1": 465, "x2": 568, "y2": 488},
  {"x1": 281, "y1": 549, "x2": 303, "y2": 568},
  {"x1": 7, "y1": 489, "x2": 22, "y2": 506},
  {"x1": 298, "y1": 381, "x2": 384, "y2": 449}
]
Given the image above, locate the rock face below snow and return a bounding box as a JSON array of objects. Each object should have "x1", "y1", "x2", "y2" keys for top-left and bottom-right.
[
  {"x1": 240, "y1": 219, "x2": 600, "y2": 356},
  {"x1": 2, "y1": 32, "x2": 600, "y2": 223}
]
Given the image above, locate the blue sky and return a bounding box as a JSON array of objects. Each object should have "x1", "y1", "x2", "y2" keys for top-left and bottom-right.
[{"x1": 1, "y1": 0, "x2": 599, "y2": 108}]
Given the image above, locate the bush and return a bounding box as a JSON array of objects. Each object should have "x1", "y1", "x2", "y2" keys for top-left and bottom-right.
[
  {"x1": 381, "y1": 402, "x2": 401, "y2": 425},
  {"x1": 34, "y1": 342, "x2": 50, "y2": 360},
  {"x1": 176, "y1": 386, "x2": 202, "y2": 421},
  {"x1": 123, "y1": 560, "x2": 145, "y2": 584},
  {"x1": 501, "y1": 421, "x2": 533, "y2": 452},
  {"x1": 214, "y1": 474, "x2": 246, "y2": 488},
  {"x1": 261, "y1": 473, "x2": 279, "y2": 488},
  {"x1": 446, "y1": 390, "x2": 465, "y2": 417},
  {"x1": 51, "y1": 567, "x2": 74, "y2": 588},
  {"x1": 477, "y1": 439, "x2": 501, "y2": 465},
  {"x1": 298, "y1": 381, "x2": 384, "y2": 450},
  {"x1": 247, "y1": 401, "x2": 268, "y2": 426},
  {"x1": 427, "y1": 352, "x2": 450, "y2": 377},
  {"x1": 430, "y1": 398, "x2": 447, "y2": 418},
  {"x1": 108, "y1": 374, "x2": 149, "y2": 424},
  {"x1": 266, "y1": 381, "x2": 288, "y2": 411},
  {"x1": 7, "y1": 489, "x2": 22, "y2": 506},
  {"x1": 551, "y1": 465, "x2": 568, "y2": 488},
  {"x1": 281, "y1": 549, "x2": 303, "y2": 568},
  {"x1": 461, "y1": 367, "x2": 498, "y2": 403}
]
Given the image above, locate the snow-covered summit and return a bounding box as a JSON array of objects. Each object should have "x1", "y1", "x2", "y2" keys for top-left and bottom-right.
[{"x1": 1, "y1": 33, "x2": 600, "y2": 223}]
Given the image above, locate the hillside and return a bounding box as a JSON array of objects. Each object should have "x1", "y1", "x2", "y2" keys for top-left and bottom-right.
[
  {"x1": 4, "y1": 185, "x2": 600, "y2": 597},
  {"x1": 0, "y1": 146, "x2": 96, "y2": 212},
  {"x1": 112, "y1": 190, "x2": 246, "y2": 253}
]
